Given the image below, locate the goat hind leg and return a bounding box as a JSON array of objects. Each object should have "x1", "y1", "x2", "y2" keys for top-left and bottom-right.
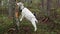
[{"x1": 31, "y1": 20, "x2": 37, "y2": 31}]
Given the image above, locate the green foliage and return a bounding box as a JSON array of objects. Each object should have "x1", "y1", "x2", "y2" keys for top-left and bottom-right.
[
  {"x1": 0, "y1": 15, "x2": 13, "y2": 34},
  {"x1": 0, "y1": 0, "x2": 60, "y2": 34},
  {"x1": 0, "y1": 15, "x2": 59, "y2": 34}
]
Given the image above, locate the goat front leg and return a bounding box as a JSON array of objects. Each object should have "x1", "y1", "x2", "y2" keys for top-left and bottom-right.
[
  {"x1": 19, "y1": 13, "x2": 24, "y2": 21},
  {"x1": 20, "y1": 17, "x2": 23, "y2": 21},
  {"x1": 31, "y1": 20, "x2": 37, "y2": 31}
]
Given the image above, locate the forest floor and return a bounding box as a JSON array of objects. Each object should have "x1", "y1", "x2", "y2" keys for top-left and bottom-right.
[{"x1": 0, "y1": 14, "x2": 60, "y2": 34}]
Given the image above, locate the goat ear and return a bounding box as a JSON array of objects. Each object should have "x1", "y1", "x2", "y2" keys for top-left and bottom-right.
[{"x1": 19, "y1": 2, "x2": 24, "y2": 5}]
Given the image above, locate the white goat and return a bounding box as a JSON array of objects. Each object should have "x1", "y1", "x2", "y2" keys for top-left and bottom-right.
[{"x1": 17, "y1": 2, "x2": 38, "y2": 31}]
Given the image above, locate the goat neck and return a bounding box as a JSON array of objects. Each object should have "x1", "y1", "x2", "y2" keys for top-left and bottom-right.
[{"x1": 20, "y1": 5, "x2": 24, "y2": 10}]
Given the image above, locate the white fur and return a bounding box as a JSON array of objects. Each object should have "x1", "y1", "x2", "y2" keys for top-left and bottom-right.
[{"x1": 17, "y1": 2, "x2": 38, "y2": 31}]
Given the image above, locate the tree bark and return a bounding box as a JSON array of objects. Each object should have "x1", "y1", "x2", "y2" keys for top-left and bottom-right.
[
  {"x1": 57, "y1": 0, "x2": 60, "y2": 8},
  {"x1": 0, "y1": 0, "x2": 1, "y2": 6},
  {"x1": 8, "y1": 0, "x2": 16, "y2": 17},
  {"x1": 47, "y1": 0, "x2": 51, "y2": 16},
  {"x1": 41, "y1": 0, "x2": 45, "y2": 15}
]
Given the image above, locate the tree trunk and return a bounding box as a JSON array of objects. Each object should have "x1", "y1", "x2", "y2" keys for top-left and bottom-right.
[
  {"x1": 0, "y1": 0, "x2": 1, "y2": 6},
  {"x1": 57, "y1": 0, "x2": 60, "y2": 8},
  {"x1": 47, "y1": 0, "x2": 51, "y2": 16},
  {"x1": 8, "y1": 0, "x2": 16, "y2": 17},
  {"x1": 41, "y1": 0, "x2": 45, "y2": 15}
]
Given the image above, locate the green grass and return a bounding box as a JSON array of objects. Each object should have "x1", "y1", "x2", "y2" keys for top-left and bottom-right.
[
  {"x1": 0, "y1": 15, "x2": 13, "y2": 34},
  {"x1": 0, "y1": 15, "x2": 58, "y2": 34},
  {"x1": 0, "y1": 0, "x2": 60, "y2": 34}
]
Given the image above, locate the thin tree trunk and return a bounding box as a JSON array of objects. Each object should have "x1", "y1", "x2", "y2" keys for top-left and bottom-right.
[
  {"x1": 47, "y1": 0, "x2": 51, "y2": 16},
  {"x1": 8, "y1": 0, "x2": 15, "y2": 17},
  {"x1": 57, "y1": 0, "x2": 60, "y2": 8},
  {"x1": 41, "y1": 0, "x2": 44, "y2": 11},
  {"x1": 41, "y1": 0, "x2": 45, "y2": 15},
  {"x1": 0, "y1": 0, "x2": 1, "y2": 6}
]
